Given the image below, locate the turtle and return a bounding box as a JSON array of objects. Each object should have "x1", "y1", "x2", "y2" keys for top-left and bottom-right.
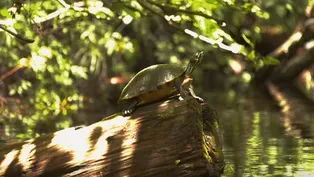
[{"x1": 118, "y1": 51, "x2": 204, "y2": 116}]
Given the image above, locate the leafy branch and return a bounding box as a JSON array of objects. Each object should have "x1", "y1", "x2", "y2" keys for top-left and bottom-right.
[
  {"x1": 145, "y1": 0, "x2": 224, "y2": 25},
  {"x1": 0, "y1": 25, "x2": 34, "y2": 43},
  {"x1": 137, "y1": 0, "x2": 182, "y2": 31},
  {"x1": 120, "y1": 2, "x2": 145, "y2": 16},
  {"x1": 137, "y1": 0, "x2": 241, "y2": 54},
  {"x1": 269, "y1": 1, "x2": 314, "y2": 57}
]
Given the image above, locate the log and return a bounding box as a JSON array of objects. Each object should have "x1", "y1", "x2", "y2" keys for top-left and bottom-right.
[
  {"x1": 271, "y1": 46, "x2": 314, "y2": 81},
  {"x1": 267, "y1": 82, "x2": 314, "y2": 138},
  {"x1": 0, "y1": 98, "x2": 224, "y2": 177},
  {"x1": 254, "y1": 3, "x2": 314, "y2": 83}
]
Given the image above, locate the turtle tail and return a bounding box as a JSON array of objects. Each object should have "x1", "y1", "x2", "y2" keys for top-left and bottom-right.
[{"x1": 184, "y1": 51, "x2": 204, "y2": 75}]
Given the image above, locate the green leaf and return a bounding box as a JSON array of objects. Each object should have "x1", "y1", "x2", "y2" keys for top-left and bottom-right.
[
  {"x1": 71, "y1": 66, "x2": 88, "y2": 79},
  {"x1": 0, "y1": 9, "x2": 10, "y2": 17},
  {"x1": 241, "y1": 33, "x2": 254, "y2": 48},
  {"x1": 247, "y1": 51, "x2": 256, "y2": 61},
  {"x1": 263, "y1": 56, "x2": 280, "y2": 65}
]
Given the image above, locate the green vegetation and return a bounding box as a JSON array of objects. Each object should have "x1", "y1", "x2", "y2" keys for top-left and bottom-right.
[
  {"x1": 2, "y1": 1, "x2": 314, "y2": 176},
  {"x1": 0, "y1": 0, "x2": 312, "y2": 140}
]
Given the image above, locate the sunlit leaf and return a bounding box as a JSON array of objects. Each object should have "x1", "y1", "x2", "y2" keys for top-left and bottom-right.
[
  {"x1": 38, "y1": 47, "x2": 52, "y2": 58},
  {"x1": 56, "y1": 119, "x2": 72, "y2": 130},
  {"x1": 106, "y1": 39, "x2": 116, "y2": 55},
  {"x1": 263, "y1": 56, "x2": 280, "y2": 65},
  {"x1": 247, "y1": 51, "x2": 256, "y2": 61},
  {"x1": 122, "y1": 15, "x2": 133, "y2": 24},
  {"x1": 241, "y1": 33, "x2": 254, "y2": 47},
  {"x1": 19, "y1": 58, "x2": 30, "y2": 67},
  {"x1": 30, "y1": 55, "x2": 46, "y2": 72},
  {"x1": 71, "y1": 65, "x2": 88, "y2": 79}
]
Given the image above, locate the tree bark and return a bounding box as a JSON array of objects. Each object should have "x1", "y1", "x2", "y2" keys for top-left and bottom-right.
[{"x1": 0, "y1": 98, "x2": 224, "y2": 177}]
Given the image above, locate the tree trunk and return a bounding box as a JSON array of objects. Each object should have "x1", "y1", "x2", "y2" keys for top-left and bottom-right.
[{"x1": 0, "y1": 98, "x2": 224, "y2": 177}]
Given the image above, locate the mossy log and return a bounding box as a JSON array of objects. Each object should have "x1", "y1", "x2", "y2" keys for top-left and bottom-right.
[{"x1": 0, "y1": 98, "x2": 224, "y2": 177}]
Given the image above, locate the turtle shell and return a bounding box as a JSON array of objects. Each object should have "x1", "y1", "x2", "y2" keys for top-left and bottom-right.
[{"x1": 119, "y1": 64, "x2": 185, "y2": 103}]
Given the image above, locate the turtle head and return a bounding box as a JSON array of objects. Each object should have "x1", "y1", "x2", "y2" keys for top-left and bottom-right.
[{"x1": 185, "y1": 51, "x2": 203, "y2": 75}]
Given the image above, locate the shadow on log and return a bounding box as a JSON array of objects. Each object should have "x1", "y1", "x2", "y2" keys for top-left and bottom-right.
[{"x1": 0, "y1": 98, "x2": 224, "y2": 177}]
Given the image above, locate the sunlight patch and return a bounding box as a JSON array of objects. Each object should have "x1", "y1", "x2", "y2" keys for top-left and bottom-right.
[
  {"x1": 19, "y1": 143, "x2": 36, "y2": 172},
  {"x1": 0, "y1": 150, "x2": 19, "y2": 174}
]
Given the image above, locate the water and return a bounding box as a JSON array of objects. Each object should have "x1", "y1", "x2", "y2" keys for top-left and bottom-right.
[{"x1": 206, "y1": 91, "x2": 314, "y2": 177}]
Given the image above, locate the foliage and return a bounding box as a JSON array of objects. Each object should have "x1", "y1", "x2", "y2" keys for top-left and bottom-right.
[{"x1": 0, "y1": 0, "x2": 311, "y2": 139}]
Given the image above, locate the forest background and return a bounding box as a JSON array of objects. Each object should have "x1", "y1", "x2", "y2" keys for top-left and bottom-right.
[{"x1": 0, "y1": 0, "x2": 313, "y2": 141}]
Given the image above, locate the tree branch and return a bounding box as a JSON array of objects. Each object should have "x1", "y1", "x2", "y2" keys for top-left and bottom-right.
[
  {"x1": 57, "y1": 0, "x2": 71, "y2": 8},
  {"x1": 305, "y1": 0, "x2": 314, "y2": 17},
  {"x1": 122, "y1": 4, "x2": 145, "y2": 16},
  {"x1": 137, "y1": 0, "x2": 238, "y2": 53},
  {"x1": 0, "y1": 65, "x2": 22, "y2": 81},
  {"x1": 0, "y1": 25, "x2": 34, "y2": 43},
  {"x1": 268, "y1": 24, "x2": 303, "y2": 57},
  {"x1": 269, "y1": 1, "x2": 314, "y2": 58},
  {"x1": 34, "y1": 0, "x2": 111, "y2": 24},
  {"x1": 146, "y1": 0, "x2": 224, "y2": 24},
  {"x1": 137, "y1": 0, "x2": 183, "y2": 31},
  {"x1": 271, "y1": 43, "x2": 314, "y2": 81}
]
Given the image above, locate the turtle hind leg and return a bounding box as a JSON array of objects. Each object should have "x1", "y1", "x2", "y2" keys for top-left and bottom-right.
[{"x1": 121, "y1": 99, "x2": 138, "y2": 116}]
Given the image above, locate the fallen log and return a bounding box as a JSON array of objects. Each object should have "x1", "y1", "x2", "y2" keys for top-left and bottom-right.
[
  {"x1": 0, "y1": 98, "x2": 224, "y2": 177},
  {"x1": 267, "y1": 82, "x2": 314, "y2": 138}
]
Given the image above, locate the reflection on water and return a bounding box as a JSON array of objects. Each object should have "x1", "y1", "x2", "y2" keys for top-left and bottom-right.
[{"x1": 206, "y1": 91, "x2": 314, "y2": 177}]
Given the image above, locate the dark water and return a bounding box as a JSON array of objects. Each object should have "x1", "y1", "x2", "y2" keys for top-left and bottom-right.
[{"x1": 205, "y1": 91, "x2": 314, "y2": 177}]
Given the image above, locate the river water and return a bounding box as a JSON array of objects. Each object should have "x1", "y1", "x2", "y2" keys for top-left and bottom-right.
[{"x1": 205, "y1": 90, "x2": 314, "y2": 177}]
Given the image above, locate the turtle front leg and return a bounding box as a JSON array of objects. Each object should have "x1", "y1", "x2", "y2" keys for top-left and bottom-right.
[
  {"x1": 121, "y1": 99, "x2": 138, "y2": 116},
  {"x1": 187, "y1": 87, "x2": 204, "y2": 102},
  {"x1": 176, "y1": 77, "x2": 204, "y2": 102},
  {"x1": 175, "y1": 78, "x2": 204, "y2": 103}
]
